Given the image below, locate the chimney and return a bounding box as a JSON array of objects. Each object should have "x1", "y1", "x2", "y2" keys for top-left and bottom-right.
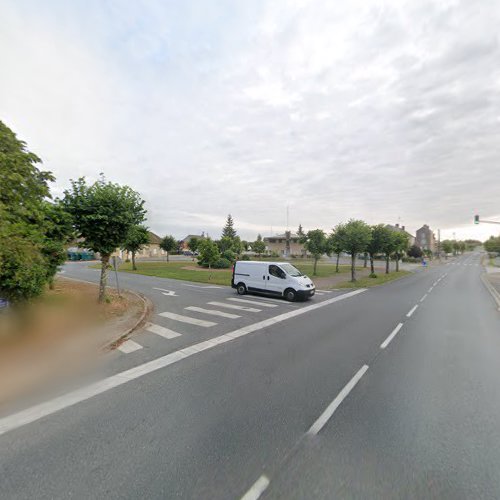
[
  {"x1": 395, "y1": 223, "x2": 399, "y2": 228},
  {"x1": 402, "y1": 225, "x2": 405, "y2": 231}
]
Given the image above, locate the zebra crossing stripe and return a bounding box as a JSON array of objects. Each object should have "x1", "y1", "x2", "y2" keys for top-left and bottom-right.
[
  {"x1": 207, "y1": 301, "x2": 261, "y2": 312},
  {"x1": 185, "y1": 306, "x2": 240, "y2": 319},
  {"x1": 159, "y1": 311, "x2": 216, "y2": 327},
  {"x1": 146, "y1": 323, "x2": 182, "y2": 339}
]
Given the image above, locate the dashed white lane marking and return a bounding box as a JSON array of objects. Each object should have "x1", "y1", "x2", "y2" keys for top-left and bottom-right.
[
  {"x1": 118, "y1": 340, "x2": 143, "y2": 353},
  {"x1": 207, "y1": 301, "x2": 261, "y2": 312},
  {"x1": 185, "y1": 306, "x2": 241, "y2": 319},
  {"x1": 308, "y1": 364, "x2": 369, "y2": 435},
  {"x1": 420, "y1": 294, "x2": 428, "y2": 303},
  {"x1": 380, "y1": 323, "x2": 404, "y2": 349},
  {"x1": 228, "y1": 298, "x2": 278, "y2": 308},
  {"x1": 428, "y1": 287, "x2": 434, "y2": 293},
  {"x1": 432, "y1": 281, "x2": 438, "y2": 287},
  {"x1": 159, "y1": 311, "x2": 217, "y2": 327},
  {"x1": 406, "y1": 305, "x2": 418, "y2": 317},
  {"x1": 316, "y1": 290, "x2": 333, "y2": 293},
  {"x1": 240, "y1": 475, "x2": 270, "y2": 500},
  {"x1": 146, "y1": 323, "x2": 182, "y2": 339},
  {"x1": 0, "y1": 289, "x2": 366, "y2": 437}
]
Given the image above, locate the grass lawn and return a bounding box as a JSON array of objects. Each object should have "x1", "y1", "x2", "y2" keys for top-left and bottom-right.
[
  {"x1": 336, "y1": 270, "x2": 412, "y2": 289},
  {"x1": 100, "y1": 259, "x2": 362, "y2": 286}
]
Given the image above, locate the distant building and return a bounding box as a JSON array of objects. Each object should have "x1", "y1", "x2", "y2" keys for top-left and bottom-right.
[
  {"x1": 113, "y1": 231, "x2": 167, "y2": 260},
  {"x1": 415, "y1": 224, "x2": 436, "y2": 252},
  {"x1": 263, "y1": 231, "x2": 306, "y2": 257},
  {"x1": 179, "y1": 233, "x2": 206, "y2": 251},
  {"x1": 386, "y1": 223, "x2": 416, "y2": 247}
]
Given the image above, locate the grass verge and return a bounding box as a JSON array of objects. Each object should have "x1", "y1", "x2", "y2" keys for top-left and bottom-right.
[
  {"x1": 335, "y1": 270, "x2": 412, "y2": 289},
  {"x1": 93, "y1": 260, "x2": 361, "y2": 286}
]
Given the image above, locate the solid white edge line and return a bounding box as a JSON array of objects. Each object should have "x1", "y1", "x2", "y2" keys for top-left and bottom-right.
[
  {"x1": 406, "y1": 304, "x2": 418, "y2": 317},
  {"x1": 420, "y1": 294, "x2": 428, "y2": 302},
  {"x1": 380, "y1": 323, "x2": 404, "y2": 349},
  {"x1": 308, "y1": 364, "x2": 369, "y2": 435},
  {"x1": 240, "y1": 475, "x2": 270, "y2": 500},
  {"x1": 0, "y1": 288, "x2": 367, "y2": 437}
]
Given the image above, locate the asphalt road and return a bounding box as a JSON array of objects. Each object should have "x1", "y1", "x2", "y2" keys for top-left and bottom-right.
[{"x1": 1, "y1": 253, "x2": 499, "y2": 499}]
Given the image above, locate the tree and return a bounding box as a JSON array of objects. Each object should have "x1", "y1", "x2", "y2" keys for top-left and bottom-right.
[
  {"x1": 367, "y1": 225, "x2": 392, "y2": 276},
  {"x1": 380, "y1": 230, "x2": 397, "y2": 274},
  {"x1": 232, "y1": 235, "x2": 243, "y2": 255},
  {"x1": 241, "y1": 240, "x2": 249, "y2": 251},
  {"x1": 252, "y1": 234, "x2": 266, "y2": 258},
  {"x1": 160, "y1": 234, "x2": 177, "y2": 262},
  {"x1": 0, "y1": 121, "x2": 69, "y2": 302},
  {"x1": 342, "y1": 220, "x2": 372, "y2": 282},
  {"x1": 123, "y1": 225, "x2": 149, "y2": 270},
  {"x1": 297, "y1": 224, "x2": 305, "y2": 238},
  {"x1": 197, "y1": 238, "x2": 220, "y2": 278},
  {"x1": 441, "y1": 240, "x2": 453, "y2": 256},
  {"x1": 188, "y1": 237, "x2": 199, "y2": 254},
  {"x1": 484, "y1": 236, "x2": 500, "y2": 254},
  {"x1": 222, "y1": 214, "x2": 237, "y2": 239},
  {"x1": 407, "y1": 244, "x2": 423, "y2": 258},
  {"x1": 328, "y1": 223, "x2": 346, "y2": 273},
  {"x1": 63, "y1": 176, "x2": 146, "y2": 303},
  {"x1": 392, "y1": 232, "x2": 409, "y2": 271},
  {"x1": 217, "y1": 236, "x2": 234, "y2": 254},
  {"x1": 302, "y1": 229, "x2": 329, "y2": 276}
]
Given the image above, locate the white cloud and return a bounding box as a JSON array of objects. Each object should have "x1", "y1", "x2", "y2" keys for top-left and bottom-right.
[{"x1": 1, "y1": 0, "x2": 500, "y2": 241}]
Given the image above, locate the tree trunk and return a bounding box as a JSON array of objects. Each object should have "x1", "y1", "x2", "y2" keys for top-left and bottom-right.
[
  {"x1": 208, "y1": 263, "x2": 211, "y2": 281},
  {"x1": 351, "y1": 253, "x2": 356, "y2": 282},
  {"x1": 396, "y1": 254, "x2": 400, "y2": 272},
  {"x1": 313, "y1": 257, "x2": 318, "y2": 276},
  {"x1": 363, "y1": 252, "x2": 368, "y2": 268},
  {"x1": 167, "y1": 251, "x2": 169, "y2": 262},
  {"x1": 98, "y1": 254, "x2": 110, "y2": 303},
  {"x1": 370, "y1": 255, "x2": 374, "y2": 275},
  {"x1": 132, "y1": 251, "x2": 137, "y2": 270},
  {"x1": 385, "y1": 255, "x2": 390, "y2": 274},
  {"x1": 336, "y1": 253, "x2": 340, "y2": 273}
]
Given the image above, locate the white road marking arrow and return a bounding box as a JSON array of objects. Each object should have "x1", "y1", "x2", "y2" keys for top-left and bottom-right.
[{"x1": 153, "y1": 287, "x2": 178, "y2": 297}]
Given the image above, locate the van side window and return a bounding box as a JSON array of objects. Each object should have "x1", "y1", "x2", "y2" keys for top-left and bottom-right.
[{"x1": 269, "y1": 265, "x2": 285, "y2": 279}]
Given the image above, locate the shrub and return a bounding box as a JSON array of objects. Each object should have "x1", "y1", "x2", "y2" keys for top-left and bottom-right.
[
  {"x1": 270, "y1": 251, "x2": 279, "y2": 258},
  {"x1": 241, "y1": 254, "x2": 251, "y2": 261},
  {"x1": 212, "y1": 257, "x2": 231, "y2": 269},
  {"x1": 222, "y1": 249, "x2": 236, "y2": 262}
]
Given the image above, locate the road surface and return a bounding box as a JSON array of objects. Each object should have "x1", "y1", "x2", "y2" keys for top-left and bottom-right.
[{"x1": 1, "y1": 253, "x2": 499, "y2": 499}]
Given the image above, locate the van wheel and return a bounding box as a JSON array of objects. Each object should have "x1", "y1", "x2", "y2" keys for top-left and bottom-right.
[
  {"x1": 237, "y1": 283, "x2": 247, "y2": 295},
  {"x1": 284, "y1": 288, "x2": 296, "y2": 302}
]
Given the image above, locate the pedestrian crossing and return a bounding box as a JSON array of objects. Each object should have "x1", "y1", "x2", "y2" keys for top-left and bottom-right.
[{"x1": 118, "y1": 290, "x2": 335, "y2": 354}]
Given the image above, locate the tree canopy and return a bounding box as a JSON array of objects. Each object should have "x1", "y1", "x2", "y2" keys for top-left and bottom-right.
[
  {"x1": 222, "y1": 214, "x2": 237, "y2": 239},
  {"x1": 342, "y1": 220, "x2": 372, "y2": 281},
  {"x1": 302, "y1": 229, "x2": 329, "y2": 276},
  {"x1": 123, "y1": 225, "x2": 149, "y2": 270}
]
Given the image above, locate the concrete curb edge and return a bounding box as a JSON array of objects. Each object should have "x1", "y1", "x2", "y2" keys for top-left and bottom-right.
[{"x1": 480, "y1": 272, "x2": 500, "y2": 311}]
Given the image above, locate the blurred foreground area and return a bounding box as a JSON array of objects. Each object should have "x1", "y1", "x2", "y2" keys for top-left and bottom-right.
[{"x1": 0, "y1": 278, "x2": 144, "y2": 405}]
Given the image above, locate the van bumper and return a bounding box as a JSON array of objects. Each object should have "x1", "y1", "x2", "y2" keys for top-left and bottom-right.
[{"x1": 296, "y1": 288, "x2": 315, "y2": 299}]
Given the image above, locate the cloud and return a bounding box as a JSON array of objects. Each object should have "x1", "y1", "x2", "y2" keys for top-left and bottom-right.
[{"x1": 1, "y1": 0, "x2": 499, "y2": 241}]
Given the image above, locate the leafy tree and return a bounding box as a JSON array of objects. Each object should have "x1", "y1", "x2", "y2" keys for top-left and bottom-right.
[
  {"x1": 252, "y1": 234, "x2": 266, "y2": 258},
  {"x1": 123, "y1": 225, "x2": 149, "y2": 270},
  {"x1": 160, "y1": 234, "x2": 177, "y2": 262},
  {"x1": 217, "y1": 236, "x2": 234, "y2": 254},
  {"x1": 302, "y1": 229, "x2": 329, "y2": 276},
  {"x1": 187, "y1": 237, "x2": 199, "y2": 253},
  {"x1": 367, "y1": 225, "x2": 392, "y2": 276},
  {"x1": 484, "y1": 236, "x2": 500, "y2": 254},
  {"x1": 241, "y1": 240, "x2": 249, "y2": 251},
  {"x1": 63, "y1": 176, "x2": 146, "y2": 303},
  {"x1": 380, "y1": 230, "x2": 398, "y2": 274},
  {"x1": 222, "y1": 214, "x2": 237, "y2": 239},
  {"x1": 342, "y1": 220, "x2": 372, "y2": 281},
  {"x1": 392, "y1": 232, "x2": 409, "y2": 271},
  {"x1": 328, "y1": 223, "x2": 346, "y2": 273},
  {"x1": 0, "y1": 121, "x2": 70, "y2": 302},
  {"x1": 197, "y1": 238, "x2": 220, "y2": 277},
  {"x1": 231, "y1": 235, "x2": 244, "y2": 256},
  {"x1": 441, "y1": 240, "x2": 453, "y2": 256},
  {"x1": 407, "y1": 244, "x2": 423, "y2": 258}
]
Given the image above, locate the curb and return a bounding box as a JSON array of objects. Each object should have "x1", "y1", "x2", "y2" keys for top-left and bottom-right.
[
  {"x1": 56, "y1": 275, "x2": 154, "y2": 351},
  {"x1": 480, "y1": 273, "x2": 500, "y2": 311}
]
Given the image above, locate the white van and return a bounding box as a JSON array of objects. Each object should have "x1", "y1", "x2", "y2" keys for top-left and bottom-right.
[{"x1": 231, "y1": 261, "x2": 315, "y2": 301}]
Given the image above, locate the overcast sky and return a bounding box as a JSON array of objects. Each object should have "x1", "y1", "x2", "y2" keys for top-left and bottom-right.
[{"x1": 1, "y1": 0, "x2": 499, "y2": 241}]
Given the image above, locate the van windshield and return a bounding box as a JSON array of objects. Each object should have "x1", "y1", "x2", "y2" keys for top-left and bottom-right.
[{"x1": 280, "y1": 263, "x2": 303, "y2": 277}]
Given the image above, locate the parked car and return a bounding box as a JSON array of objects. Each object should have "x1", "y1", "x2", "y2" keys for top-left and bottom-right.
[{"x1": 231, "y1": 261, "x2": 315, "y2": 301}]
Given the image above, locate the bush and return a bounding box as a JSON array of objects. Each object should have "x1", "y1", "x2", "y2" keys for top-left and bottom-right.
[
  {"x1": 402, "y1": 256, "x2": 421, "y2": 263},
  {"x1": 212, "y1": 257, "x2": 231, "y2": 269},
  {"x1": 270, "y1": 251, "x2": 279, "y2": 258},
  {"x1": 222, "y1": 250, "x2": 236, "y2": 262},
  {"x1": 241, "y1": 254, "x2": 251, "y2": 261}
]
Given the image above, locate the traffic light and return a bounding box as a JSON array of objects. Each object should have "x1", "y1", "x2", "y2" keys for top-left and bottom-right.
[{"x1": 474, "y1": 214, "x2": 480, "y2": 224}]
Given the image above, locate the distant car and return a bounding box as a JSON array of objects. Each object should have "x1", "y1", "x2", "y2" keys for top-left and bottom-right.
[
  {"x1": 0, "y1": 298, "x2": 9, "y2": 311},
  {"x1": 183, "y1": 251, "x2": 194, "y2": 256}
]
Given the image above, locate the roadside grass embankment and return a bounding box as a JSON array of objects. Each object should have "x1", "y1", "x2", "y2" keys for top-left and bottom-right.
[{"x1": 97, "y1": 260, "x2": 364, "y2": 286}]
